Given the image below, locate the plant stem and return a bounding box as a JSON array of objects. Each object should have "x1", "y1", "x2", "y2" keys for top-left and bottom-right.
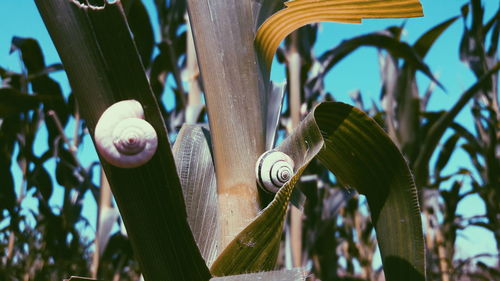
[
  {"x1": 165, "y1": 37, "x2": 187, "y2": 109},
  {"x1": 91, "y1": 169, "x2": 113, "y2": 278},
  {"x1": 435, "y1": 226, "x2": 450, "y2": 281},
  {"x1": 288, "y1": 31, "x2": 303, "y2": 267},
  {"x1": 47, "y1": 110, "x2": 78, "y2": 157},
  {"x1": 6, "y1": 162, "x2": 28, "y2": 263},
  {"x1": 185, "y1": 14, "x2": 203, "y2": 124},
  {"x1": 73, "y1": 98, "x2": 81, "y2": 148},
  {"x1": 186, "y1": 0, "x2": 267, "y2": 248}
]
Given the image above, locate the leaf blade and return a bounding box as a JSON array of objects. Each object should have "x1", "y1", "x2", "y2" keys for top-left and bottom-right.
[
  {"x1": 256, "y1": 0, "x2": 424, "y2": 69},
  {"x1": 173, "y1": 124, "x2": 220, "y2": 267},
  {"x1": 312, "y1": 103, "x2": 425, "y2": 281},
  {"x1": 212, "y1": 102, "x2": 425, "y2": 280},
  {"x1": 35, "y1": 1, "x2": 211, "y2": 280},
  {"x1": 317, "y1": 31, "x2": 441, "y2": 87},
  {"x1": 413, "y1": 61, "x2": 500, "y2": 186},
  {"x1": 412, "y1": 16, "x2": 459, "y2": 59}
]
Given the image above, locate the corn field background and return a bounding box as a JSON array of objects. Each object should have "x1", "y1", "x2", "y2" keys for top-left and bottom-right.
[{"x1": 0, "y1": 0, "x2": 499, "y2": 280}]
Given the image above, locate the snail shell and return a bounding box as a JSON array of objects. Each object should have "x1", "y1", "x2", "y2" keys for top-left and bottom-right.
[
  {"x1": 255, "y1": 150, "x2": 295, "y2": 193},
  {"x1": 94, "y1": 100, "x2": 158, "y2": 168}
]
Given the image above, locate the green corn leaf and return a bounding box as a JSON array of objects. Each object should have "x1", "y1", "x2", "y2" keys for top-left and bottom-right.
[
  {"x1": 317, "y1": 31, "x2": 441, "y2": 87},
  {"x1": 413, "y1": 61, "x2": 500, "y2": 187},
  {"x1": 412, "y1": 16, "x2": 459, "y2": 59},
  {"x1": 122, "y1": 0, "x2": 155, "y2": 68},
  {"x1": 434, "y1": 133, "x2": 461, "y2": 177},
  {"x1": 0, "y1": 88, "x2": 62, "y2": 117},
  {"x1": 212, "y1": 102, "x2": 425, "y2": 281},
  {"x1": 35, "y1": 1, "x2": 210, "y2": 280}
]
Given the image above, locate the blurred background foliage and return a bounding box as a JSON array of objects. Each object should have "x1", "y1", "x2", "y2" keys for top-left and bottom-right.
[{"x1": 0, "y1": 0, "x2": 498, "y2": 280}]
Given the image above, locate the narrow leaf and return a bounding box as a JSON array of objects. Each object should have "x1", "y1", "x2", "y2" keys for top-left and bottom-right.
[
  {"x1": 124, "y1": 0, "x2": 155, "y2": 68},
  {"x1": 173, "y1": 124, "x2": 220, "y2": 267},
  {"x1": 434, "y1": 134, "x2": 461, "y2": 176},
  {"x1": 0, "y1": 88, "x2": 47, "y2": 117},
  {"x1": 266, "y1": 81, "x2": 286, "y2": 150},
  {"x1": 27, "y1": 63, "x2": 64, "y2": 80},
  {"x1": 28, "y1": 165, "x2": 53, "y2": 201},
  {"x1": 317, "y1": 31, "x2": 441, "y2": 87},
  {"x1": 413, "y1": 61, "x2": 500, "y2": 187},
  {"x1": 412, "y1": 16, "x2": 459, "y2": 58},
  {"x1": 212, "y1": 102, "x2": 425, "y2": 281},
  {"x1": 96, "y1": 206, "x2": 119, "y2": 257},
  {"x1": 256, "y1": 0, "x2": 423, "y2": 69},
  {"x1": 35, "y1": 1, "x2": 210, "y2": 280},
  {"x1": 10, "y1": 37, "x2": 45, "y2": 73}
]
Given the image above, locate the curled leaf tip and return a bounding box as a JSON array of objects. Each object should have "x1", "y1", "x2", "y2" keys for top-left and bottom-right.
[{"x1": 256, "y1": 0, "x2": 424, "y2": 70}]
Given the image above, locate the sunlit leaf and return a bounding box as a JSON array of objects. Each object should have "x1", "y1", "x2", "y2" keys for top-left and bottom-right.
[
  {"x1": 256, "y1": 0, "x2": 423, "y2": 69},
  {"x1": 212, "y1": 102, "x2": 425, "y2": 281}
]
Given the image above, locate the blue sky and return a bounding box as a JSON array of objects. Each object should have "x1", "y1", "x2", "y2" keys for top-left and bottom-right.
[{"x1": 0, "y1": 0, "x2": 498, "y2": 268}]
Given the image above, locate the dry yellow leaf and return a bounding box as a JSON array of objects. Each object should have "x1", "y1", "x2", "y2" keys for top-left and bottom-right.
[{"x1": 256, "y1": 0, "x2": 423, "y2": 69}]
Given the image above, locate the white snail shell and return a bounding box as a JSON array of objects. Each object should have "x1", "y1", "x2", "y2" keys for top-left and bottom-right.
[
  {"x1": 255, "y1": 150, "x2": 295, "y2": 193},
  {"x1": 94, "y1": 100, "x2": 158, "y2": 168}
]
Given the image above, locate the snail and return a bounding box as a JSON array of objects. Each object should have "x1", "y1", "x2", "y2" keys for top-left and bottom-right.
[
  {"x1": 94, "y1": 100, "x2": 158, "y2": 168},
  {"x1": 255, "y1": 150, "x2": 295, "y2": 193}
]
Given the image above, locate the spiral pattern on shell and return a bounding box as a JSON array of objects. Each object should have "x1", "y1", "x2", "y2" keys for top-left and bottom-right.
[
  {"x1": 94, "y1": 100, "x2": 158, "y2": 168},
  {"x1": 255, "y1": 150, "x2": 295, "y2": 193}
]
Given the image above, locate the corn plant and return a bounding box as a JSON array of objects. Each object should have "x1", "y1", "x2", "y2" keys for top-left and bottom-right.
[
  {"x1": 460, "y1": 0, "x2": 500, "y2": 251},
  {"x1": 453, "y1": 0, "x2": 500, "y2": 275},
  {"x1": 0, "y1": 36, "x2": 95, "y2": 280},
  {"x1": 0, "y1": 0, "x2": 437, "y2": 280}
]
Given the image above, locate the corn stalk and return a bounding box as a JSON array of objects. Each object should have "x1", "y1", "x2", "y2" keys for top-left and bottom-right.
[{"x1": 186, "y1": 0, "x2": 268, "y2": 248}]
